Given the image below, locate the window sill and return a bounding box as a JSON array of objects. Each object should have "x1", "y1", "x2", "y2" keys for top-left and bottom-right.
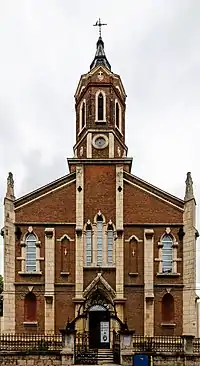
[
  {"x1": 23, "y1": 322, "x2": 38, "y2": 326},
  {"x1": 128, "y1": 272, "x2": 138, "y2": 277},
  {"x1": 60, "y1": 272, "x2": 70, "y2": 276},
  {"x1": 156, "y1": 272, "x2": 180, "y2": 278},
  {"x1": 161, "y1": 322, "x2": 176, "y2": 328},
  {"x1": 18, "y1": 271, "x2": 42, "y2": 276}
]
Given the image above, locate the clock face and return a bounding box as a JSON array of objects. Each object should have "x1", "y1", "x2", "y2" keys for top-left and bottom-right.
[
  {"x1": 92, "y1": 134, "x2": 108, "y2": 149},
  {"x1": 95, "y1": 136, "x2": 106, "y2": 148}
]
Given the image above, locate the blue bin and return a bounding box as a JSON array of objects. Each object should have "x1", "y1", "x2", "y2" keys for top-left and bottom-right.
[{"x1": 133, "y1": 354, "x2": 150, "y2": 366}]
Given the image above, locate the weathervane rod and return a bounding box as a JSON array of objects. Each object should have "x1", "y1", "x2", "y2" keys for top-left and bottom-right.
[{"x1": 93, "y1": 18, "x2": 107, "y2": 38}]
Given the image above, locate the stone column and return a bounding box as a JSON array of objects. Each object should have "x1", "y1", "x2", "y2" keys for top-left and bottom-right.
[
  {"x1": 44, "y1": 228, "x2": 55, "y2": 334},
  {"x1": 2, "y1": 173, "x2": 15, "y2": 333},
  {"x1": 144, "y1": 229, "x2": 154, "y2": 336},
  {"x1": 109, "y1": 133, "x2": 114, "y2": 158},
  {"x1": 115, "y1": 166, "x2": 124, "y2": 321},
  {"x1": 60, "y1": 325, "x2": 76, "y2": 366},
  {"x1": 183, "y1": 172, "x2": 197, "y2": 336},
  {"x1": 75, "y1": 166, "x2": 84, "y2": 330},
  {"x1": 87, "y1": 133, "x2": 92, "y2": 158}
]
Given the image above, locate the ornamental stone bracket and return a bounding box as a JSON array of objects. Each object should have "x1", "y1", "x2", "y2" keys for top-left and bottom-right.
[{"x1": 44, "y1": 228, "x2": 54, "y2": 238}]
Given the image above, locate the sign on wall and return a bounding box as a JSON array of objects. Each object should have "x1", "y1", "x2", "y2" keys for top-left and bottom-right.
[{"x1": 100, "y1": 321, "x2": 109, "y2": 343}]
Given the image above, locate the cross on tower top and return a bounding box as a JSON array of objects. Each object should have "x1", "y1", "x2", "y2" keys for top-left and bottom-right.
[{"x1": 93, "y1": 18, "x2": 107, "y2": 38}]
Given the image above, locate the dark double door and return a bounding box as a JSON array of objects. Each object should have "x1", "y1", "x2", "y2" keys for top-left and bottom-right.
[{"x1": 89, "y1": 310, "x2": 110, "y2": 349}]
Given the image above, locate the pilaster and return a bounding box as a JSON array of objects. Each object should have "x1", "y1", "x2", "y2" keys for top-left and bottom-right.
[
  {"x1": 86, "y1": 133, "x2": 92, "y2": 158},
  {"x1": 2, "y1": 173, "x2": 15, "y2": 333},
  {"x1": 109, "y1": 132, "x2": 114, "y2": 158},
  {"x1": 183, "y1": 173, "x2": 197, "y2": 336},
  {"x1": 75, "y1": 166, "x2": 84, "y2": 312},
  {"x1": 144, "y1": 229, "x2": 154, "y2": 336},
  {"x1": 44, "y1": 228, "x2": 55, "y2": 334},
  {"x1": 115, "y1": 166, "x2": 124, "y2": 313}
]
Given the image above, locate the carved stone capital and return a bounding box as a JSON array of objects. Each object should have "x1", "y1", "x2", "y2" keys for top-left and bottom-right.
[{"x1": 44, "y1": 228, "x2": 54, "y2": 238}]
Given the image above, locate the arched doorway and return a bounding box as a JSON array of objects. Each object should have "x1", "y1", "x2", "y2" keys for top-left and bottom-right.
[{"x1": 89, "y1": 304, "x2": 110, "y2": 349}]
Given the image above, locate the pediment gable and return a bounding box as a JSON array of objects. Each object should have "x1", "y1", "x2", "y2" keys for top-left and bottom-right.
[{"x1": 83, "y1": 273, "x2": 116, "y2": 300}]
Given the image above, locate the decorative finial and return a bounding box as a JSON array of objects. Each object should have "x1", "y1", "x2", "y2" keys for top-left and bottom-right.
[
  {"x1": 90, "y1": 19, "x2": 111, "y2": 71},
  {"x1": 93, "y1": 18, "x2": 107, "y2": 38},
  {"x1": 6, "y1": 172, "x2": 15, "y2": 199},
  {"x1": 184, "y1": 172, "x2": 194, "y2": 201}
]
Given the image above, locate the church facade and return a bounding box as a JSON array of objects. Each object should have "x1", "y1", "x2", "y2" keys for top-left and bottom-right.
[{"x1": 1, "y1": 33, "x2": 198, "y2": 345}]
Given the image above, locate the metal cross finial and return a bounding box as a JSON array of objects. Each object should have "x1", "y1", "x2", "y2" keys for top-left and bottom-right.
[{"x1": 93, "y1": 18, "x2": 107, "y2": 37}]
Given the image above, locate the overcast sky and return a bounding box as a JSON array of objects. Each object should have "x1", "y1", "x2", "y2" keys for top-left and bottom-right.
[{"x1": 0, "y1": 0, "x2": 199, "y2": 287}]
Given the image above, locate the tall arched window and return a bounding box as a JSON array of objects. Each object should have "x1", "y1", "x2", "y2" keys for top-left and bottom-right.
[
  {"x1": 98, "y1": 93, "x2": 104, "y2": 121},
  {"x1": 86, "y1": 223, "x2": 93, "y2": 266},
  {"x1": 24, "y1": 292, "x2": 37, "y2": 322},
  {"x1": 26, "y1": 234, "x2": 37, "y2": 272},
  {"x1": 97, "y1": 215, "x2": 103, "y2": 265},
  {"x1": 162, "y1": 293, "x2": 174, "y2": 322},
  {"x1": 115, "y1": 102, "x2": 120, "y2": 129},
  {"x1": 81, "y1": 101, "x2": 86, "y2": 129},
  {"x1": 162, "y1": 234, "x2": 173, "y2": 273},
  {"x1": 107, "y1": 224, "x2": 114, "y2": 265}
]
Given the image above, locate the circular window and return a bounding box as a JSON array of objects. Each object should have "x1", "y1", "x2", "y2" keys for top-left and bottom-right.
[{"x1": 92, "y1": 134, "x2": 108, "y2": 149}]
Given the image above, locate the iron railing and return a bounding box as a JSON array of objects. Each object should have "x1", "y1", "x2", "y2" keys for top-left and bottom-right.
[
  {"x1": 0, "y1": 333, "x2": 62, "y2": 351},
  {"x1": 132, "y1": 336, "x2": 184, "y2": 353},
  {"x1": 74, "y1": 331, "x2": 98, "y2": 365},
  {"x1": 113, "y1": 330, "x2": 120, "y2": 364}
]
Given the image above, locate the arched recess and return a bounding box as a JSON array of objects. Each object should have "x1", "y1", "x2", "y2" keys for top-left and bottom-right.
[
  {"x1": 128, "y1": 237, "x2": 138, "y2": 274},
  {"x1": 24, "y1": 292, "x2": 37, "y2": 322},
  {"x1": 95, "y1": 90, "x2": 106, "y2": 122},
  {"x1": 162, "y1": 293, "x2": 174, "y2": 322},
  {"x1": 60, "y1": 236, "x2": 70, "y2": 273}
]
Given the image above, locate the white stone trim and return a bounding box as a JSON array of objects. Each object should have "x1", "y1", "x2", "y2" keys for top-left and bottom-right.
[
  {"x1": 56, "y1": 234, "x2": 74, "y2": 242},
  {"x1": 125, "y1": 235, "x2": 143, "y2": 243},
  {"x1": 183, "y1": 198, "x2": 197, "y2": 336},
  {"x1": 2, "y1": 197, "x2": 15, "y2": 333},
  {"x1": 79, "y1": 99, "x2": 86, "y2": 132},
  {"x1": 144, "y1": 229, "x2": 154, "y2": 337},
  {"x1": 109, "y1": 133, "x2": 114, "y2": 158},
  {"x1": 116, "y1": 166, "x2": 124, "y2": 300},
  {"x1": 124, "y1": 178, "x2": 184, "y2": 211},
  {"x1": 83, "y1": 272, "x2": 116, "y2": 299},
  {"x1": 115, "y1": 99, "x2": 122, "y2": 132},
  {"x1": 87, "y1": 133, "x2": 92, "y2": 158},
  {"x1": 15, "y1": 179, "x2": 76, "y2": 209},
  {"x1": 75, "y1": 166, "x2": 84, "y2": 300},
  {"x1": 95, "y1": 90, "x2": 106, "y2": 122},
  {"x1": 44, "y1": 228, "x2": 55, "y2": 334}
]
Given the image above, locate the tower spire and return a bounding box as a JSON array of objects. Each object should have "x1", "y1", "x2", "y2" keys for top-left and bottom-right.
[{"x1": 90, "y1": 18, "x2": 111, "y2": 71}]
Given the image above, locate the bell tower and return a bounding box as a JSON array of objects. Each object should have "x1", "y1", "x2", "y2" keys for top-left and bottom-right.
[{"x1": 71, "y1": 21, "x2": 131, "y2": 167}]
